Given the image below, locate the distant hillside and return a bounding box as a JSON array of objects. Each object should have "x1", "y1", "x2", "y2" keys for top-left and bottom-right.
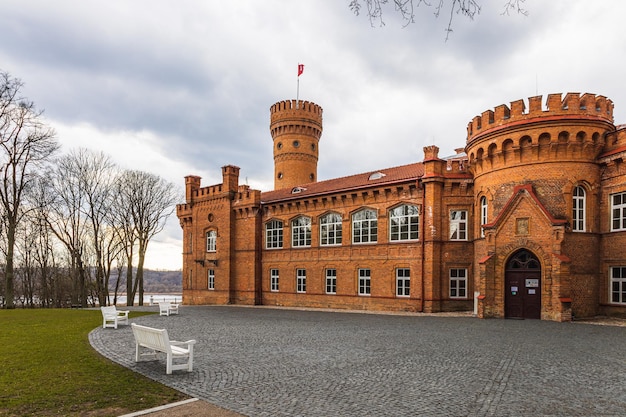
[{"x1": 108, "y1": 269, "x2": 182, "y2": 293}]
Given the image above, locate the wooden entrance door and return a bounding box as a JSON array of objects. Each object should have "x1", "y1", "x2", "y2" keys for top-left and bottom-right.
[{"x1": 505, "y1": 250, "x2": 541, "y2": 319}]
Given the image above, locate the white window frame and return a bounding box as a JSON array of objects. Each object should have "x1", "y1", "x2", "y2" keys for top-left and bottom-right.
[
  {"x1": 449, "y1": 210, "x2": 468, "y2": 241},
  {"x1": 296, "y1": 269, "x2": 306, "y2": 293},
  {"x1": 396, "y1": 268, "x2": 410, "y2": 297},
  {"x1": 610, "y1": 266, "x2": 626, "y2": 304},
  {"x1": 450, "y1": 268, "x2": 468, "y2": 299},
  {"x1": 352, "y1": 209, "x2": 378, "y2": 244},
  {"x1": 358, "y1": 268, "x2": 371, "y2": 296},
  {"x1": 389, "y1": 205, "x2": 419, "y2": 242},
  {"x1": 610, "y1": 192, "x2": 626, "y2": 232},
  {"x1": 320, "y1": 213, "x2": 342, "y2": 246},
  {"x1": 291, "y1": 216, "x2": 312, "y2": 248},
  {"x1": 206, "y1": 230, "x2": 217, "y2": 252},
  {"x1": 266, "y1": 220, "x2": 283, "y2": 249},
  {"x1": 480, "y1": 196, "x2": 488, "y2": 238},
  {"x1": 572, "y1": 186, "x2": 586, "y2": 232},
  {"x1": 325, "y1": 268, "x2": 337, "y2": 294},
  {"x1": 270, "y1": 268, "x2": 279, "y2": 292},
  {"x1": 208, "y1": 269, "x2": 215, "y2": 290}
]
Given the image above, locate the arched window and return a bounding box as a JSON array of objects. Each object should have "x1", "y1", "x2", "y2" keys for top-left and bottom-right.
[
  {"x1": 389, "y1": 204, "x2": 419, "y2": 241},
  {"x1": 320, "y1": 213, "x2": 342, "y2": 246},
  {"x1": 572, "y1": 186, "x2": 586, "y2": 232},
  {"x1": 352, "y1": 209, "x2": 377, "y2": 244},
  {"x1": 291, "y1": 216, "x2": 311, "y2": 247},
  {"x1": 206, "y1": 230, "x2": 217, "y2": 252},
  {"x1": 265, "y1": 220, "x2": 283, "y2": 249},
  {"x1": 480, "y1": 196, "x2": 488, "y2": 238}
]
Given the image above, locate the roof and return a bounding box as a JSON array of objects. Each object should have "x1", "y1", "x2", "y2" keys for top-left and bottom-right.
[{"x1": 261, "y1": 162, "x2": 425, "y2": 203}]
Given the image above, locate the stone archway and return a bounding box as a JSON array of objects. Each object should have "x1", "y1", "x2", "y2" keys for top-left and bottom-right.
[{"x1": 505, "y1": 249, "x2": 541, "y2": 319}]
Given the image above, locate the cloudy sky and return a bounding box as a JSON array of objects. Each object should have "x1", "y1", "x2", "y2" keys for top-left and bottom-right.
[{"x1": 1, "y1": 1, "x2": 625, "y2": 270}]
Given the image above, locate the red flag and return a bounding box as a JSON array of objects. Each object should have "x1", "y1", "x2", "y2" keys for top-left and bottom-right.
[{"x1": 298, "y1": 64, "x2": 304, "y2": 77}]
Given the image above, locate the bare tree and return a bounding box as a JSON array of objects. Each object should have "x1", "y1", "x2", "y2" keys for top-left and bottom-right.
[
  {"x1": 349, "y1": 0, "x2": 528, "y2": 37},
  {"x1": 113, "y1": 170, "x2": 179, "y2": 306},
  {"x1": 0, "y1": 71, "x2": 59, "y2": 309}
]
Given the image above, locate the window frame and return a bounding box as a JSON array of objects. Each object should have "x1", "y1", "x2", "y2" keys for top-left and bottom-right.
[
  {"x1": 449, "y1": 210, "x2": 468, "y2": 241},
  {"x1": 291, "y1": 216, "x2": 312, "y2": 248},
  {"x1": 389, "y1": 205, "x2": 420, "y2": 242},
  {"x1": 352, "y1": 209, "x2": 378, "y2": 244},
  {"x1": 610, "y1": 192, "x2": 626, "y2": 232},
  {"x1": 296, "y1": 269, "x2": 307, "y2": 293},
  {"x1": 449, "y1": 268, "x2": 468, "y2": 299},
  {"x1": 572, "y1": 186, "x2": 586, "y2": 232},
  {"x1": 396, "y1": 268, "x2": 410, "y2": 297},
  {"x1": 265, "y1": 220, "x2": 284, "y2": 249},
  {"x1": 208, "y1": 269, "x2": 215, "y2": 290},
  {"x1": 206, "y1": 230, "x2": 217, "y2": 252},
  {"x1": 320, "y1": 213, "x2": 343, "y2": 246},
  {"x1": 610, "y1": 266, "x2": 626, "y2": 304},
  {"x1": 325, "y1": 268, "x2": 337, "y2": 294},
  {"x1": 358, "y1": 268, "x2": 371, "y2": 296},
  {"x1": 480, "y1": 196, "x2": 488, "y2": 238},
  {"x1": 270, "y1": 268, "x2": 279, "y2": 292}
]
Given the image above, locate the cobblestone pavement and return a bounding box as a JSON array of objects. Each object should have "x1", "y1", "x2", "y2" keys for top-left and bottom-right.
[{"x1": 90, "y1": 306, "x2": 626, "y2": 417}]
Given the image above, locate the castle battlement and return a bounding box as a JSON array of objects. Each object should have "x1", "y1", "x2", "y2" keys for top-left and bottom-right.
[
  {"x1": 270, "y1": 99, "x2": 323, "y2": 123},
  {"x1": 467, "y1": 93, "x2": 614, "y2": 143}
]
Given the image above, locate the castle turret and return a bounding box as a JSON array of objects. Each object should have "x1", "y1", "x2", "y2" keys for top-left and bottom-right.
[{"x1": 270, "y1": 99, "x2": 323, "y2": 190}]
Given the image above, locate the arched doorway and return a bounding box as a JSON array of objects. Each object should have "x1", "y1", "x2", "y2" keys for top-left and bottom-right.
[{"x1": 505, "y1": 249, "x2": 541, "y2": 319}]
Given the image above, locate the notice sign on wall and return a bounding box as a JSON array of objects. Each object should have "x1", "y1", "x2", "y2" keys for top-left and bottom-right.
[{"x1": 526, "y1": 279, "x2": 539, "y2": 288}]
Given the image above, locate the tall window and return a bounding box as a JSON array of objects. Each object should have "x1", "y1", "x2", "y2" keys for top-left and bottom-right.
[
  {"x1": 396, "y1": 268, "x2": 410, "y2": 297},
  {"x1": 296, "y1": 269, "x2": 306, "y2": 293},
  {"x1": 266, "y1": 220, "x2": 283, "y2": 249},
  {"x1": 208, "y1": 269, "x2": 215, "y2": 290},
  {"x1": 358, "y1": 268, "x2": 371, "y2": 295},
  {"x1": 611, "y1": 192, "x2": 626, "y2": 231},
  {"x1": 450, "y1": 210, "x2": 468, "y2": 240},
  {"x1": 572, "y1": 186, "x2": 586, "y2": 232},
  {"x1": 206, "y1": 230, "x2": 217, "y2": 252},
  {"x1": 480, "y1": 196, "x2": 488, "y2": 238},
  {"x1": 326, "y1": 269, "x2": 337, "y2": 294},
  {"x1": 389, "y1": 205, "x2": 419, "y2": 241},
  {"x1": 270, "y1": 269, "x2": 279, "y2": 292},
  {"x1": 353, "y1": 209, "x2": 378, "y2": 244},
  {"x1": 320, "y1": 213, "x2": 342, "y2": 246},
  {"x1": 292, "y1": 216, "x2": 312, "y2": 247},
  {"x1": 450, "y1": 268, "x2": 467, "y2": 299},
  {"x1": 610, "y1": 267, "x2": 626, "y2": 304}
]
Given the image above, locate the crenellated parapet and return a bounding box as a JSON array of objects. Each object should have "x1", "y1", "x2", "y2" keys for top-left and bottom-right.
[
  {"x1": 270, "y1": 100, "x2": 323, "y2": 140},
  {"x1": 467, "y1": 93, "x2": 613, "y2": 144}
]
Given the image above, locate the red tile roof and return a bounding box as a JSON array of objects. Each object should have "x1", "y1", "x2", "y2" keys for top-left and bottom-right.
[{"x1": 261, "y1": 162, "x2": 425, "y2": 203}]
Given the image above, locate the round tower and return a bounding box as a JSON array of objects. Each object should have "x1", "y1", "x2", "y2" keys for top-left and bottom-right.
[{"x1": 270, "y1": 99, "x2": 323, "y2": 190}]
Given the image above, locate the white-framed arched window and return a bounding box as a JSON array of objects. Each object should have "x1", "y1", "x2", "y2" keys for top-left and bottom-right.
[
  {"x1": 320, "y1": 212, "x2": 342, "y2": 246},
  {"x1": 291, "y1": 216, "x2": 312, "y2": 247},
  {"x1": 573, "y1": 186, "x2": 586, "y2": 232},
  {"x1": 480, "y1": 196, "x2": 488, "y2": 238},
  {"x1": 389, "y1": 204, "x2": 419, "y2": 241},
  {"x1": 206, "y1": 230, "x2": 217, "y2": 252},
  {"x1": 352, "y1": 208, "x2": 377, "y2": 244}
]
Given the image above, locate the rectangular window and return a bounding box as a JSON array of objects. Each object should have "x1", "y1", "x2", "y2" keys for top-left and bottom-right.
[
  {"x1": 296, "y1": 269, "x2": 306, "y2": 293},
  {"x1": 450, "y1": 268, "x2": 468, "y2": 299},
  {"x1": 396, "y1": 268, "x2": 410, "y2": 297},
  {"x1": 611, "y1": 192, "x2": 626, "y2": 231},
  {"x1": 572, "y1": 187, "x2": 586, "y2": 232},
  {"x1": 208, "y1": 269, "x2": 215, "y2": 290},
  {"x1": 206, "y1": 231, "x2": 217, "y2": 252},
  {"x1": 450, "y1": 210, "x2": 468, "y2": 240},
  {"x1": 266, "y1": 220, "x2": 283, "y2": 249},
  {"x1": 389, "y1": 205, "x2": 419, "y2": 241},
  {"x1": 326, "y1": 269, "x2": 337, "y2": 294},
  {"x1": 358, "y1": 268, "x2": 371, "y2": 296},
  {"x1": 353, "y1": 209, "x2": 378, "y2": 244},
  {"x1": 610, "y1": 266, "x2": 626, "y2": 304},
  {"x1": 320, "y1": 213, "x2": 342, "y2": 246},
  {"x1": 270, "y1": 268, "x2": 279, "y2": 292}
]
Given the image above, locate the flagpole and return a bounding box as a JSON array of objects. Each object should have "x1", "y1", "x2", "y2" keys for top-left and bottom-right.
[{"x1": 297, "y1": 76, "x2": 300, "y2": 103}]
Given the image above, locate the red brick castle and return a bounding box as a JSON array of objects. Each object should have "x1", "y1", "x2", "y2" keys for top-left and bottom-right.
[{"x1": 176, "y1": 93, "x2": 626, "y2": 321}]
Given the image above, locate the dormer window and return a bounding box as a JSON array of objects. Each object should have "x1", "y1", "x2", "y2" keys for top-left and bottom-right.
[
  {"x1": 291, "y1": 186, "x2": 307, "y2": 194},
  {"x1": 368, "y1": 172, "x2": 386, "y2": 180}
]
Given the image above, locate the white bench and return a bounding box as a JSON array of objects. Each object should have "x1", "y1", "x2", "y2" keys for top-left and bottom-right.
[
  {"x1": 100, "y1": 306, "x2": 129, "y2": 329},
  {"x1": 131, "y1": 323, "x2": 196, "y2": 374},
  {"x1": 159, "y1": 302, "x2": 179, "y2": 316}
]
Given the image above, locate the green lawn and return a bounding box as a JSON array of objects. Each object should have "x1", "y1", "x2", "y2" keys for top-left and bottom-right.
[{"x1": 0, "y1": 309, "x2": 188, "y2": 417}]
